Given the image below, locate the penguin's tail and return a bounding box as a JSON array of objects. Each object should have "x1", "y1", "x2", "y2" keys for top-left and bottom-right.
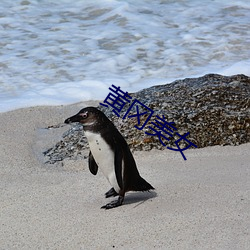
[{"x1": 132, "y1": 176, "x2": 154, "y2": 192}]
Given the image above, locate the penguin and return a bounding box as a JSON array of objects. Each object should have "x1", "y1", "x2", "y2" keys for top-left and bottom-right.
[{"x1": 65, "y1": 107, "x2": 154, "y2": 209}]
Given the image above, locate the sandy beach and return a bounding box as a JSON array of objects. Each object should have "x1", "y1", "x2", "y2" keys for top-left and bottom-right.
[{"x1": 0, "y1": 102, "x2": 249, "y2": 249}]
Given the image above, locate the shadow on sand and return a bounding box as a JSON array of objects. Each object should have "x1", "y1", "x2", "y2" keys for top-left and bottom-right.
[{"x1": 122, "y1": 190, "x2": 157, "y2": 208}]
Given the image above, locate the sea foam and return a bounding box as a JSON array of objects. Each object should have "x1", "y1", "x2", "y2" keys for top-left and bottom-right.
[{"x1": 0, "y1": 0, "x2": 249, "y2": 112}]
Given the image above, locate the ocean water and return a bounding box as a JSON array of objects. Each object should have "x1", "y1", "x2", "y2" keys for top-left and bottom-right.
[{"x1": 0, "y1": 0, "x2": 249, "y2": 112}]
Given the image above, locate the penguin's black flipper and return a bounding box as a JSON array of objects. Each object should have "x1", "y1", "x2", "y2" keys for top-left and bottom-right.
[
  {"x1": 105, "y1": 187, "x2": 118, "y2": 198},
  {"x1": 114, "y1": 146, "x2": 124, "y2": 190},
  {"x1": 88, "y1": 151, "x2": 98, "y2": 175}
]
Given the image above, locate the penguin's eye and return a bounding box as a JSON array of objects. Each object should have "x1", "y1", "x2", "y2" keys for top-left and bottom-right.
[{"x1": 79, "y1": 112, "x2": 88, "y2": 119}]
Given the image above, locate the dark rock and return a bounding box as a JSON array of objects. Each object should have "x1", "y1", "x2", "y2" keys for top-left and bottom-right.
[{"x1": 43, "y1": 74, "x2": 250, "y2": 163}]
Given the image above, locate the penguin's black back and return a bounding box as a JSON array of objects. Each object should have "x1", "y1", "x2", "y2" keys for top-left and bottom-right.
[{"x1": 97, "y1": 113, "x2": 154, "y2": 192}]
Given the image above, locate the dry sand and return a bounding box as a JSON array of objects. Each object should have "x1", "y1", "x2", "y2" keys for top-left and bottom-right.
[{"x1": 0, "y1": 102, "x2": 249, "y2": 249}]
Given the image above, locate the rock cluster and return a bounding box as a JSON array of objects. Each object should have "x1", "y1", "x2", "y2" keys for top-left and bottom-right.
[{"x1": 44, "y1": 74, "x2": 250, "y2": 164}]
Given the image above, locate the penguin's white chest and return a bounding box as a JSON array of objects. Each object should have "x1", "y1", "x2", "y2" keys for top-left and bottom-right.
[{"x1": 84, "y1": 131, "x2": 120, "y2": 192}]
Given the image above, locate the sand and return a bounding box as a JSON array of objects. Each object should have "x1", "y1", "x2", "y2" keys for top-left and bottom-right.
[{"x1": 0, "y1": 102, "x2": 249, "y2": 250}]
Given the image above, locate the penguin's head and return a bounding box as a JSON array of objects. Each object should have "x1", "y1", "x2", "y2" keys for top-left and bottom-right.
[{"x1": 65, "y1": 107, "x2": 108, "y2": 129}]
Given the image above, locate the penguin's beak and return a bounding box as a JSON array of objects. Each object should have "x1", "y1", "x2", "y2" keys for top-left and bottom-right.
[{"x1": 64, "y1": 114, "x2": 81, "y2": 124}]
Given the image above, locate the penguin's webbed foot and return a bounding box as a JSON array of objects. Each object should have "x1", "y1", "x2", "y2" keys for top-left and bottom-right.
[
  {"x1": 101, "y1": 196, "x2": 124, "y2": 209},
  {"x1": 105, "y1": 187, "x2": 118, "y2": 198}
]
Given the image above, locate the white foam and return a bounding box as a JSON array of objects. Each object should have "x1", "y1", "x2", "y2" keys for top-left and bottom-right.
[
  {"x1": 0, "y1": 0, "x2": 249, "y2": 112},
  {"x1": 218, "y1": 60, "x2": 250, "y2": 76}
]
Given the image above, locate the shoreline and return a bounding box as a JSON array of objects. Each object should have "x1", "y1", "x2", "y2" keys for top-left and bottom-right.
[{"x1": 0, "y1": 103, "x2": 249, "y2": 249}]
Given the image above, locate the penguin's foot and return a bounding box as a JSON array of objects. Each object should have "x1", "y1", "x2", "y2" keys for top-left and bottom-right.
[
  {"x1": 105, "y1": 187, "x2": 118, "y2": 198},
  {"x1": 101, "y1": 196, "x2": 124, "y2": 209}
]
